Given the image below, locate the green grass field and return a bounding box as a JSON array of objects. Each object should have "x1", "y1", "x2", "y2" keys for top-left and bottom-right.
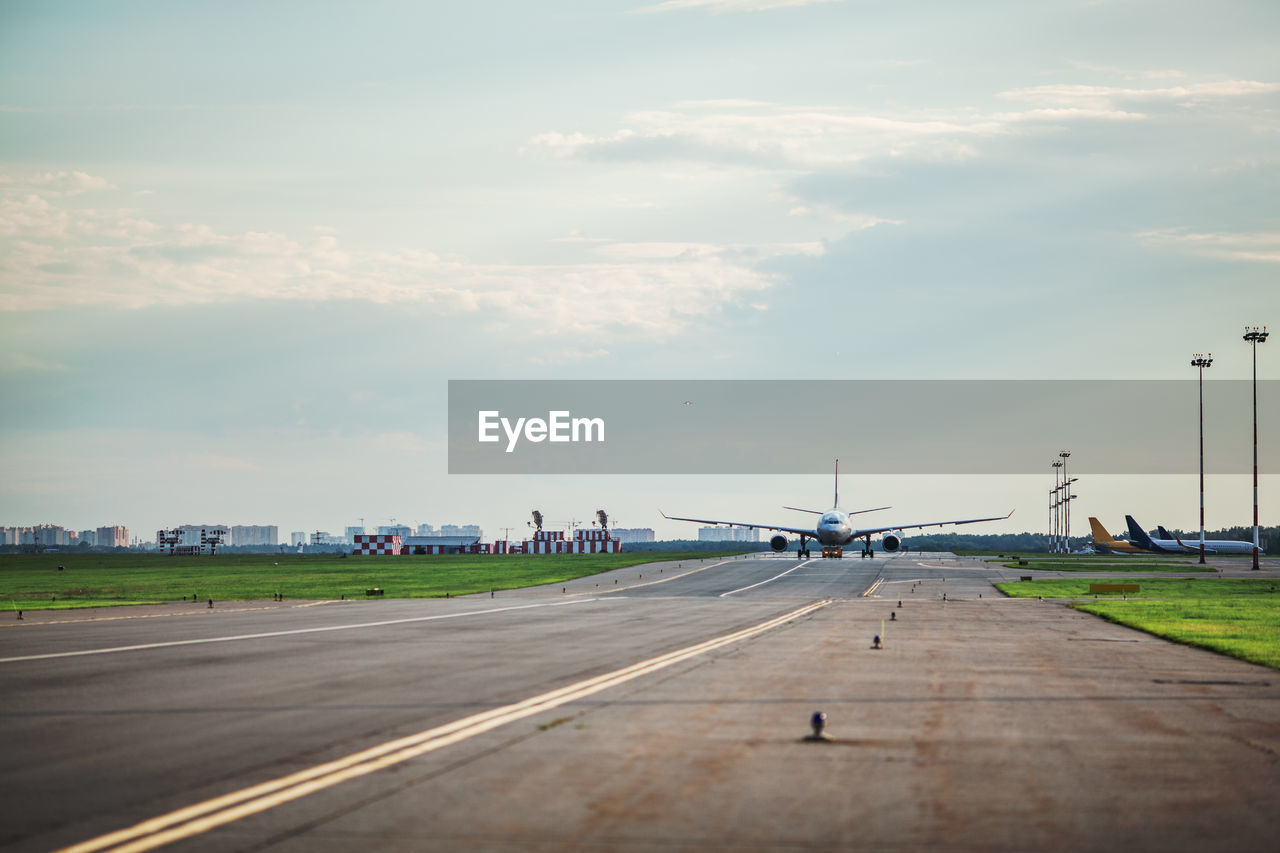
[
  {"x1": 995, "y1": 577, "x2": 1280, "y2": 670},
  {"x1": 0, "y1": 551, "x2": 745, "y2": 610},
  {"x1": 994, "y1": 555, "x2": 1214, "y2": 573}
]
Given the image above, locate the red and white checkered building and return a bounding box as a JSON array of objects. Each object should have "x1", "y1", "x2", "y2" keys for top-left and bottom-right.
[
  {"x1": 570, "y1": 528, "x2": 621, "y2": 553},
  {"x1": 514, "y1": 529, "x2": 621, "y2": 555},
  {"x1": 353, "y1": 534, "x2": 402, "y2": 555}
]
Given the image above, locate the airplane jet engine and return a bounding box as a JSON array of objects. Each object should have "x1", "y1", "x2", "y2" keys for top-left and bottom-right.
[
  {"x1": 769, "y1": 534, "x2": 789, "y2": 551},
  {"x1": 881, "y1": 530, "x2": 904, "y2": 552}
]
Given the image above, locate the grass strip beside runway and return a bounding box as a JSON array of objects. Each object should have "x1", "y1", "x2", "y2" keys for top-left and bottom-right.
[
  {"x1": 995, "y1": 555, "x2": 1215, "y2": 572},
  {"x1": 996, "y1": 578, "x2": 1280, "y2": 669},
  {"x1": 0, "y1": 551, "x2": 744, "y2": 610}
]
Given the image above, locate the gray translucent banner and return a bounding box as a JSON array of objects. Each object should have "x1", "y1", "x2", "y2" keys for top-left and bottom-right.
[{"x1": 447, "y1": 380, "x2": 1277, "y2": 475}]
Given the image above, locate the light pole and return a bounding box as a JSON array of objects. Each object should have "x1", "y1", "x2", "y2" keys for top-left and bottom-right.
[
  {"x1": 1243, "y1": 326, "x2": 1268, "y2": 570},
  {"x1": 1059, "y1": 451, "x2": 1071, "y2": 553},
  {"x1": 1051, "y1": 460, "x2": 1063, "y2": 552},
  {"x1": 1048, "y1": 486, "x2": 1054, "y2": 553},
  {"x1": 1064, "y1": 478, "x2": 1078, "y2": 553},
  {"x1": 1191, "y1": 353, "x2": 1213, "y2": 564}
]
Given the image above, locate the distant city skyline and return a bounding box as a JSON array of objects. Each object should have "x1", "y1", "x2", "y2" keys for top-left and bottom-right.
[{"x1": 1, "y1": 1, "x2": 1275, "y2": 541}]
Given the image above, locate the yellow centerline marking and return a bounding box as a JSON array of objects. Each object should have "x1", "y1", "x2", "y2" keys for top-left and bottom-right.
[{"x1": 58, "y1": 599, "x2": 830, "y2": 853}]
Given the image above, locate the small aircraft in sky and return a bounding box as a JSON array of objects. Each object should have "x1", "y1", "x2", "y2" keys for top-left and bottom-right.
[{"x1": 661, "y1": 460, "x2": 1012, "y2": 558}]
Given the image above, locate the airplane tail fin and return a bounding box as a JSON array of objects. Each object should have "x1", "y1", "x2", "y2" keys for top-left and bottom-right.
[
  {"x1": 1157, "y1": 526, "x2": 1175, "y2": 540},
  {"x1": 1088, "y1": 517, "x2": 1117, "y2": 544},
  {"x1": 834, "y1": 458, "x2": 839, "y2": 509},
  {"x1": 1125, "y1": 515, "x2": 1153, "y2": 548}
]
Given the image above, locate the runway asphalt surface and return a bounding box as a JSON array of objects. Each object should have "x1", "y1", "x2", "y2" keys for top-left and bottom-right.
[{"x1": 2, "y1": 551, "x2": 1279, "y2": 851}]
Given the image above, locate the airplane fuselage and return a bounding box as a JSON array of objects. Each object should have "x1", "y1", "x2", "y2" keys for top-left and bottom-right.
[
  {"x1": 1173, "y1": 537, "x2": 1257, "y2": 555},
  {"x1": 817, "y1": 511, "x2": 854, "y2": 546}
]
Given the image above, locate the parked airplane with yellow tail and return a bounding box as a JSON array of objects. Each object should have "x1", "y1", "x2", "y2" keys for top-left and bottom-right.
[{"x1": 1087, "y1": 517, "x2": 1146, "y2": 554}]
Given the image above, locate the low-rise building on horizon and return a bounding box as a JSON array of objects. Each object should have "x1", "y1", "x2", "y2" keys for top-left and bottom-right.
[
  {"x1": 697, "y1": 525, "x2": 759, "y2": 542},
  {"x1": 609, "y1": 527, "x2": 656, "y2": 543},
  {"x1": 96, "y1": 525, "x2": 130, "y2": 548},
  {"x1": 230, "y1": 525, "x2": 278, "y2": 546}
]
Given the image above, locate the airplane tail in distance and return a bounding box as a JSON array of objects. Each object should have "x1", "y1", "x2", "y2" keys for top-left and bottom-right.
[
  {"x1": 1089, "y1": 517, "x2": 1118, "y2": 544},
  {"x1": 1125, "y1": 515, "x2": 1153, "y2": 549},
  {"x1": 1158, "y1": 526, "x2": 1176, "y2": 540},
  {"x1": 833, "y1": 458, "x2": 839, "y2": 509}
]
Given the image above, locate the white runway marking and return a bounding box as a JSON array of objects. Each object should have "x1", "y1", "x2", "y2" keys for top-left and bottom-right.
[
  {"x1": 1, "y1": 601, "x2": 340, "y2": 629},
  {"x1": 719, "y1": 560, "x2": 812, "y2": 597},
  {"x1": 56, "y1": 600, "x2": 831, "y2": 853},
  {"x1": 0, "y1": 600, "x2": 598, "y2": 664},
  {"x1": 585, "y1": 556, "x2": 749, "y2": 596}
]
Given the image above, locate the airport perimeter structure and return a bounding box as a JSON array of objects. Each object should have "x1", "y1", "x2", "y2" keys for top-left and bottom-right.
[{"x1": 353, "y1": 527, "x2": 621, "y2": 555}]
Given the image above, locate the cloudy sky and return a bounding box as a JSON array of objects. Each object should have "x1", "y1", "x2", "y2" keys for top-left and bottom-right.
[{"x1": 2, "y1": 0, "x2": 1277, "y2": 543}]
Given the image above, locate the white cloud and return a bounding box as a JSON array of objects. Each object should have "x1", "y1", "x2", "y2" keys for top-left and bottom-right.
[
  {"x1": 1136, "y1": 228, "x2": 1280, "y2": 264},
  {"x1": 999, "y1": 80, "x2": 1280, "y2": 112},
  {"x1": 785, "y1": 202, "x2": 903, "y2": 231},
  {"x1": 1067, "y1": 61, "x2": 1187, "y2": 81},
  {"x1": 0, "y1": 170, "x2": 115, "y2": 194},
  {"x1": 591, "y1": 241, "x2": 724, "y2": 260},
  {"x1": 0, "y1": 194, "x2": 73, "y2": 238},
  {"x1": 529, "y1": 101, "x2": 1008, "y2": 169},
  {"x1": 995, "y1": 107, "x2": 1146, "y2": 122},
  {"x1": 0, "y1": 182, "x2": 792, "y2": 338},
  {"x1": 550, "y1": 230, "x2": 612, "y2": 244},
  {"x1": 591, "y1": 240, "x2": 824, "y2": 261},
  {"x1": 531, "y1": 76, "x2": 1278, "y2": 173}
]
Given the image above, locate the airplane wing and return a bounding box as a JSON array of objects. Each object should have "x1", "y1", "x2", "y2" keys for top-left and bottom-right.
[
  {"x1": 1175, "y1": 537, "x2": 1217, "y2": 554},
  {"x1": 851, "y1": 510, "x2": 1015, "y2": 538},
  {"x1": 784, "y1": 505, "x2": 891, "y2": 516},
  {"x1": 659, "y1": 510, "x2": 816, "y2": 538}
]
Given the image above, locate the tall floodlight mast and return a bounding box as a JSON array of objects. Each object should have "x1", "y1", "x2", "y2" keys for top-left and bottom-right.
[
  {"x1": 1051, "y1": 460, "x2": 1063, "y2": 552},
  {"x1": 1191, "y1": 353, "x2": 1213, "y2": 564},
  {"x1": 1059, "y1": 451, "x2": 1071, "y2": 553},
  {"x1": 1243, "y1": 327, "x2": 1268, "y2": 570}
]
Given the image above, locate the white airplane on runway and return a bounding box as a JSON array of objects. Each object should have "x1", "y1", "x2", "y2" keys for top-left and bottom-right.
[{"x1": 661, "y1": 460, "x2": 1012, "y2": 558}]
